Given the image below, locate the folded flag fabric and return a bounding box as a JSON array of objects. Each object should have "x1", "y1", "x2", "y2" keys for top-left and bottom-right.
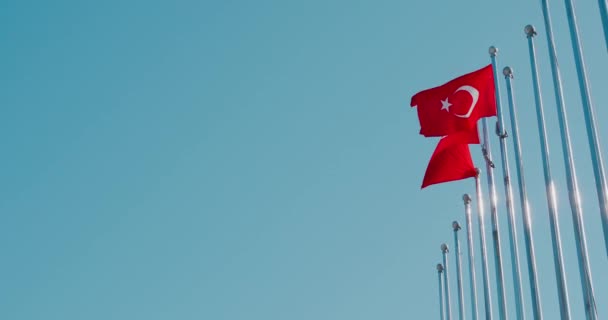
[
  {"x1": 421, "y1": 129, "x2": 479, "y2": 189},
  {"x1": 410, "y1": 64, "x2": 496, "y2": 188}
]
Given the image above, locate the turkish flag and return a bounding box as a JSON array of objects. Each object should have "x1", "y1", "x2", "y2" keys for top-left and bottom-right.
[
  {"x1": 421, "y1": 129, "x2": 478, "y2": 189},
  {"x1": 410, "y1": 64, "x2": 496, "y2": 137}
]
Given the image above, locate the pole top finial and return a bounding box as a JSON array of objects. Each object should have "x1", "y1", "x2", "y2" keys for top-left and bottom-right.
[
  {"x1": 475, "y1": 168, "x2": 481, "y2": 176},
  {"x1": 463, "y1": 193, "x2": 472, "y2": 204},
  {"x1": 441, "y1": 243, "x2": 449, "y2": 252},
  {"x1": 452, "y1": 221, "x2": 461, "y2": 231},
  {"x1": 503, "y1": 66, "x2": 514, "y2": 78},
  {"x1": 489, "y1": 46, "x2": 498, "y2": 57},
  {"x1": 437, "y1": 263, "x2": 444, "y2": 273},
  {"x1": 524, "y1": 24, "x2": 537, "y2": 38}
]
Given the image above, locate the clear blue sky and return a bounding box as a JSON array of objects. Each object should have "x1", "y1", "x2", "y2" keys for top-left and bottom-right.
[{"x1": 1, "y1": 0, "x2": 608, "y2": 319}]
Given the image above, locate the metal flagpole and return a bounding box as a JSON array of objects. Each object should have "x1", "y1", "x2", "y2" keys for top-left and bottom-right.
[
  {"x1": 525, "y1": 24, "x2": 571, "y2": 320},
  {"x1": 463, "y1": 194, "x2": 479, "y2": 320},
  {"x1": 442, "y1": 244, "x2": 453, "y2": 320},
  {"x1": 488, "y1": 46, "x2": 519, "y2": 320},
  {"x1": 475, "y1": 171, "x2": 493, "y2": 320},
  {"x1": 600, "y1": 0, "x2": 608, "y2": 52},
  {"x1": 563, "y1": 0, "x2": 608, "y2": 260},
  {"x1": 438, "y1": 263, "x2": 446, "y2": 320},
  {"x1": 539, "y1": 2, "x2": 598, "y2": 319},
  {"x1": 503, "y1": 66, "x2": 543, "y2": 320},
  {"x1": 453, "y1": 221, "x2": 466, "y2": 320}
]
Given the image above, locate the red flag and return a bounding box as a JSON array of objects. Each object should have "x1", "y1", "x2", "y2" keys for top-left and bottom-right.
[
  {"x1": 410, "y1": 64, "x2": 496, "y2": 137},
  {"x1": 421, "y1": 130, "x2": 478, "y2": 189}
]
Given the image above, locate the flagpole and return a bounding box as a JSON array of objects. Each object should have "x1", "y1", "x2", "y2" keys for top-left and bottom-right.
[
  {"x1": 600, "y1": 0, "x2": 608, "y2": 52},
  {"x1": 463, "y1": 194, "x2": 479, "y2": 320},
  {"x1": 525, "y1": 24, "x2": 571, "y2": 320},
  {"x1": 438, "y1": 263, "x2": 446, "y2": 320},
  {"x1": 453, "y1": 221, "x2": 466, "y2": 320},
  {"x1": 503, "y1": 66, "x2": 543, "y2": 320},
  {"x1": 483, "y1": 47, "x2": 510, "y2": 320},
  {"x1": 539, "y1": 2, "x2": 598, "y2": 319},
  {"x1": 563, "y1": 0, "x2": 608, "y2": 260},
  {"x1": 442, "y1": 243, "x2": 453, "y2": 320},
  {"x1": 475, "y1": 171, "x2": 493, "y2": 320}
]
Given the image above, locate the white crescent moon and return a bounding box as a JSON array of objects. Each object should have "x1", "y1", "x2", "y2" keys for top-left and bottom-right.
[{"x1": 452, "y1": 85, "x2": 479, "y2": 118}]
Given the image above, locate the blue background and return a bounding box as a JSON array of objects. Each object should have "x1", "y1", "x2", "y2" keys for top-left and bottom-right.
[{"x1": 1, "y1": 0, "x2": 607, "y2": 319}]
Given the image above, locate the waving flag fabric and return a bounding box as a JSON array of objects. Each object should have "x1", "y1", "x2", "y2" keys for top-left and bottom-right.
[
  {"x1": 411, "y1": 64, "x2": 496, "y2": 137},
  {"x1": 421, "y1": 130, "x2": 478, "y2": 188},
  {"x1": 411, "y1": 65, "x2": 496, "y2": 188}
]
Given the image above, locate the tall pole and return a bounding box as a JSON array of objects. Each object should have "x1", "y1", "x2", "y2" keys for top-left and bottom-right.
[
  {"x1": 503, "y1": 66, "x2": 543, "y2": 320},
  {"x1": 563, "y1": 0, "x2": 608, "y2": 260},
  {"x1": 524, "y1": 24, "x2": 571, "y2": 320},
  {"x1": 483, "y1": 47, "x2": 510, "y2": 320},
  {"x1": 438, "y1": 263, "x2": 446, "y2": 320},
  {"x1": 463, "y1": 194, "x2": 479, "y2": 320},
  {"x1": 453, "y1": 221, "x2": 466, "y2": 320},
  {"x1": 442, "y1": 243, "x2": 453, "y2": 320},
  {"x1": 539, "y1": 2, "x2": 598, "y2": 319},
  {"x1": 600, "y1": 0, "x2": 608, "y2": 52},
  {"x1": 475, "y1": 171, "x2": 493, "y2": 320}
]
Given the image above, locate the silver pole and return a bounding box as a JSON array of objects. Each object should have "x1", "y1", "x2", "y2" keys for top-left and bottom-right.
[
  {"x1": 463, "y1": 194, "x2": 479, "y2": 320},
  {"x1": 600, "y1": 0, "x2": 608, "y2": 52},
  {"x1": 525, "y1": 24, "x2": 571, "y2": 319},
  {"x1": 442, "y1": 243, "x2": 453, "y2": 320},
  {"x1": 539, "y1": 1, "x2": 598, "y2": 318},
  {"x1": 453, "y1": 221, "x2": 466, "y2": 320},
  {"x1": 483, "y1": 47, "x2": 510, "y2": 320},
  {"x1": 563, "y1": 0, "x2": 608, "y2": 261},
  {"x1": 503, "y1": 66, "x2": 543, "y2": 320},
  {"x1": 475, "y1": 171, "x2": 493, "y2": 320},
  {"x1": 439, "y1": 263, "x2": 446, "y2": 320}
]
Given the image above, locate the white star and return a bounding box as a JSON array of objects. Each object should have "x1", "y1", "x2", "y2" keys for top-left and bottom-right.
[{"x1": 440, "y1": 98, "x2": 452, "y2": 112}]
